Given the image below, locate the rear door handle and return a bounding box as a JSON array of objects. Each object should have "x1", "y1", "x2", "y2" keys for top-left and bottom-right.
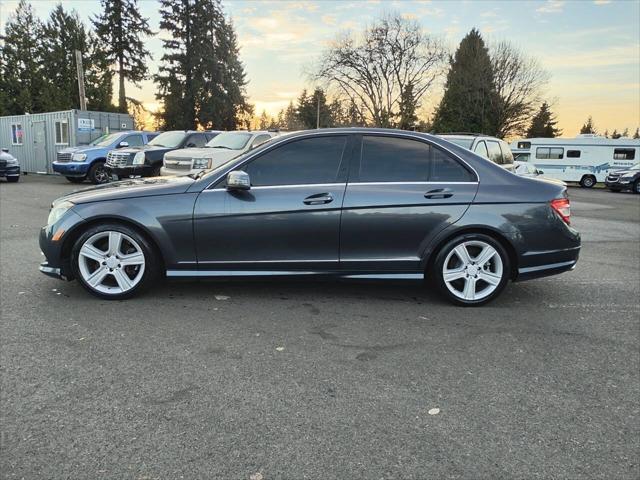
[
  {"x1": 424, "y1": 188, "x2": 454, "y2": 199},
  {"x1": 303, "y1": 193, "x2": 334, "y2": 205}
]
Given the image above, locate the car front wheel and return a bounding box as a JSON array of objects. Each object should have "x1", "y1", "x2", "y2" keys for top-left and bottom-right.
[
  {"x1": 71, "y1": 224, "x2": 160, "y2": 299},
  {"x1": 432, "y1": 234, "x2": 510, "y2": 306},
  {"x1": 88, "y1": 161, "x2": 110, "y2": 184}
]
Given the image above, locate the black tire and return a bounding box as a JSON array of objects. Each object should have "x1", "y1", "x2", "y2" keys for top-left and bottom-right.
[
  {"x1": 580, "y1": 175, "x2": 596, "y2": 188},
  {"x1": 88, "y1": 161, "x2": 110, "y2": 184},
  {"x1": 149, "y1": 164, "x2": 161, "y2": 177},
  {"x1": 65, "y1": 176, "x2": 85, "y2": 183},
  {"x1": 634, "y1": 180, "x2": 640, "y2": 194},
  {"x1": 431, "y1": 233, "x2": 511, "y2": 307},
  {"x1": 6, "y1": 176, "x2": 19, "y2": 183},
  {"x1": 71, "y1": 223, "x2": 161, "y2": 300},
  {"x1": 608, "y1": 188, "x2": 621, "y2": 193}
]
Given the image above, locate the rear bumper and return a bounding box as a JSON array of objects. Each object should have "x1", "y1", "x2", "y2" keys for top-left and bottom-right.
[
  {"x1": 515, "y1": 245, "x2": 580, "y2": 281},
  {"x1": 52, "y1": 161, "x2": 89, "y2": 177}
]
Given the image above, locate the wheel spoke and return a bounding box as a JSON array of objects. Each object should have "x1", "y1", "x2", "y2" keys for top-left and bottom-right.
[
  {"x1": 462, "y1": 277, "x2": 477, "y2": 300},
  {"x1": 444, "y1": 267, "x2": 466, "y2": 283},
  {"x1": 120, "y1": 251, "x2": 144, "y2": 266},
  {"x1": 479, "y1": 271, "x2": 501, "y2": 286},
  {"x1": 79, "y1": 244, "x2": 106, "y2": 262},
  {"x1": 86, "y1": 266, "x2": 109, "y2": 287},
  {"x1": 475, "y1": 245, "x2": 497, "y2": 267},
  {"x1": 113, "y1": 269, "x2": 133, "y2": 291},
  {"x1": 453, "y1": 244, "x2": 471, "y2": 265},
  {"x1": 108, "y1": 232, "x2": 122, "y2": 256}
]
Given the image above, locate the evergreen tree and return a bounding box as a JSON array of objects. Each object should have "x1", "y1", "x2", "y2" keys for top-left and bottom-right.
[
  {"x1": 397, "y1": 83, "x2": 418, "y2": 130},
  {"x1": 155, "y1": 0, "x2": 251, "y2": 130},
  {"x1": 0, "y1": 0, "x2": 46, "y2": 115},
  {"x1": 297, "y1": 88, "x2": 332, "y2": 129},
  {"x1": 633, "y1": 128, "x2": 639, "y2": 139},
  {"x1": 579, "y1": 116, "x2": 596, "y2": 134},
  {"x1": 526, "y1": 102, "x2": 561, "y2": 138},
  {"x1": 282, "y1": 101, "x2": 303, "y2": 130},
  {"x1": 259, "y1": 111, "x2": 269, "y2": 130},
  {"x1": 92, "y1": 0, "x2": 153, "y2": 113},
  {"x1": 40, "y1": 5, "x2": 114, "y2": 112},
  {"x1": 611, "y1": 129, "x2": 621, "y2": 139},
  {"x1": 431, "y1": 29, "x2": 500, "y2": 135},
  {"x1": 621, "y1": 127, "x2": 629, "y2": 138},
  {"x1": 603, "y1": 129, "x2": 609, "y2": 138}
]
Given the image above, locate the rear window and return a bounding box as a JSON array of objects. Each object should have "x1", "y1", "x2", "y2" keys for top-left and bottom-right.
[
  {"x1": 441, "y1": 137, "x2": 474, "y2": 149},
  {"x1": 517, "y1": 141, "x2": 531, "y2": 149},
  {"x1": 359, "y1": 136, "x2": 474, "y2": 183}
]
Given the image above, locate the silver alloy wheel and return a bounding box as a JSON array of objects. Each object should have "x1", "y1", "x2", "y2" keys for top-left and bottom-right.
[
  {"x1": 442, "y1": 240, "x2": 504, "y2": 302},
  {"x1": 94, "y1": 164, "x2": 109, "y2": 184},
  {"x1": 77, "y1": 231, "x2": 146, "y2": 295}
]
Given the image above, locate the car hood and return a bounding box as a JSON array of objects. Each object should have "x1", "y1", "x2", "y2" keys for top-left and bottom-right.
[
  {"x1": 167, "y1": 148, "x2": 243, "y2": 161},
  {"x1": 119, "y1": 145, "x2": 171, "y2": 154},
  {"x1": 612, "y1": 169, "x2": 638, "y2": 175},
  {"x1": 55, "y1": 175, "x2": 194, "y2": 205}
]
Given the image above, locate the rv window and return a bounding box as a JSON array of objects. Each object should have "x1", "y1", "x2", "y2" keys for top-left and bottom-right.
[
  {"x1": 11, "y1": 124, "x2": 24, "y2": 145},
  {"x1": 567, "y1": 150, "x2": 581, "y2": 158},
  {"x1": 517, "y1": 141, "x2": 531, "y2": 149},
  {"x1": 536, "y1": 147, "x2": 564, "y2": 160},
  {"x1": 55, "y1": 121, "x2": 69, "y2": 145},
  {"x1": 613, "y1": 148, "x2": 635, "y2": 160}
]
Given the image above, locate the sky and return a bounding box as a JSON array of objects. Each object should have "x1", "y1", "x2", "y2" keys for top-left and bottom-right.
[{"x1": 1, "y1": 0, "x2": 639, "y2": 137}]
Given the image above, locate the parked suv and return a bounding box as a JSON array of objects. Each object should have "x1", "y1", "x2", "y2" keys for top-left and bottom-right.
[
  {"x1": 0, "y1": 148, "x2": 20, "y2": 182},
  {"x1": 161, "y1": 130, "x2": 278, "y2": 176},
  {"x1": 53, "y1": 131, "x2": 158, "y2": 184},
  {"x1": 605, "y1": 163, "x2": 640, "y2": 193},
  {"x1": 105, "y1": 130, "x2": 218, "y2": 179},
  {"x1": 39, "y1": 129, "x2": 581, "y2": 306},
  {"x1": 437, "y1": 133, "x2": 514, "y2": 171}
]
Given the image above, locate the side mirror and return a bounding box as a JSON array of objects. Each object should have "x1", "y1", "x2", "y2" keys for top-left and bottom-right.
[
  {"x1": 118, "y1": 141, "x2": 129, "y2": 148},
  {"x1": 537, "y1": 169, "x2": 544, "y2": 175},
  {"x1": 226, "y1": 170, "x2": 251, "y2": 190}
]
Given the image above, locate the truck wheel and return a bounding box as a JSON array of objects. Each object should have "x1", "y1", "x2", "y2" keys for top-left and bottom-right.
[
  {"x1": 150, "y1": 164, "x2": 161, "y2": 177},
  {"x1": 65, "y1": 176, "x2": 85, "y2": 184},
  {"x1": 580, "y1": 175, "x2": 596, "y2": 188},
  {"x1": 88, "y1": 161, "x2": 109, "y2": 185}
]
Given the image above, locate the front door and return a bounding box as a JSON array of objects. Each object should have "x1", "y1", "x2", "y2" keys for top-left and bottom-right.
[
  {"x1": 340, "y1": 134, "x2": 479, "y2": 272},
  {"x1": 32, "y1": 121, "x2": 48, "y2": 173},
  {"x1": 193, "y1": 134, "x2": 352, "y2": 273}
]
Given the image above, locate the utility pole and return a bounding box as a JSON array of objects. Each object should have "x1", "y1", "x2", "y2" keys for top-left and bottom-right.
[
  {"x1": 75, "y1": 50, "x2": 87, "y2": 111},
  {"x1": 316, "y1": 95, "x2": 320, "y2": 129}
]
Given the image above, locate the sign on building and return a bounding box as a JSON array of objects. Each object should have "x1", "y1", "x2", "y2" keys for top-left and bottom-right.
[{"x1": 78, "y1": 118, "x2": 95, "y2": 132}]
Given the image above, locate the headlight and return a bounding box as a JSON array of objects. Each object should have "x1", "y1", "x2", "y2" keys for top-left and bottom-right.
[
  {"x1": 192, "y1": 158, "x2": 212, "y2": 169},
  {"x1": 621, "y1": 174, "x2": 634, "y2": 179},
  {"x1": 133, "y1": 152, "x2": 145, "y2": 165},
  {"x1": 47, "y1": 200, "x2": 74, "y2": 225},
  {"x1": 72, "y1": 153, "x2": 87, "y2": 161}
]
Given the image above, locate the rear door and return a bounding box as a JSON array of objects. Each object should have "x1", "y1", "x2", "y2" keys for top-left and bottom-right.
[{"x1": 340, "y1": 134, "x2": 478, "y2": 272}]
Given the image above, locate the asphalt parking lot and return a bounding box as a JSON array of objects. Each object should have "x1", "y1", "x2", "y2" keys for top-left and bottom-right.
[{"x1": 1, "y1": 175, "x2": 639, "y2": 479}]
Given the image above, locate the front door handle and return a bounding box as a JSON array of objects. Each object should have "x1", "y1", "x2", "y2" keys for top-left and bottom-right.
[
  {"x1": 303, "y1": 193, "x2": 334, "y2": 205},
  {"x1": 424, "y1": 188, "x2": 454, "y2": 199}
]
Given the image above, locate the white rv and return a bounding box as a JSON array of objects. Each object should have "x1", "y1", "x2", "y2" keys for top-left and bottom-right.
[{"x1": 509, "y1": 135, "x2": 640, "y2": 188}]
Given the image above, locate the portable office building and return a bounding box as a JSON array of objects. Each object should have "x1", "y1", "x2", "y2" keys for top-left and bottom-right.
[{"x1": 0, "y1": 110, "x2": 133, "y2": 174}]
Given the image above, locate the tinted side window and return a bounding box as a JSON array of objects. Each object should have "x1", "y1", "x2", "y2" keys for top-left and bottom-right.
[
  {"x1": 359, "y1": 136, "x2": 473, "y2": 182},
  {"x1": 187, "y1": 134, "x2": 207, "y2": 148},
  {"x1": 123, "y1": 135, "x2": 143, "y2": 147},
  {"x1": 486, "y1": 141, "x2": 503, "y2": 164},
  {"x1": 474, "y1": 141, "x2": 489, "y2": 159},
  {"x1": 244, "y1": 136, "x2": 346, "y2": 186}
]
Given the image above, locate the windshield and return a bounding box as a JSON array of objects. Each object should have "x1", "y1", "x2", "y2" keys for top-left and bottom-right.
[
  {"x1": 89, "y1": 133, "x2": 122, "y2": 147},
  {"x1": 205, "y1": 132, "x2": 252, "y2": 150},
  {"x1": 441, "y1": 137, "x2": 474, "y2": 149},
  {"x1": 148, "y1": 131, "x2": 186, "y2": 148}
]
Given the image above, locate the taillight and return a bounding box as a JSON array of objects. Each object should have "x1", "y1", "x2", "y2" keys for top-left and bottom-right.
[{"x1": 550, "y1": 198, "x2": 571, "y2": 225}]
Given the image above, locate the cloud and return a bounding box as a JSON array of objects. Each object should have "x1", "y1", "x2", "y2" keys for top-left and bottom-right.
[
  {"x1": 321, "y1": 14, "x2": 337, "y2": 26},
  {"x1": 536, "y1": 0, "x2": 565, "y2": 13},
  {"x1": 542, "y1": 45, "x2": 640, "y2": 68},
  {"x1": 593, "y1": 0, "x2": 611, "y2": 4}
]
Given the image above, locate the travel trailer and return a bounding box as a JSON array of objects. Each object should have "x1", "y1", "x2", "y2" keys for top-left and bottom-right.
[{"x1": 509, "y1": 135, "x2": 639, "y2": 187}]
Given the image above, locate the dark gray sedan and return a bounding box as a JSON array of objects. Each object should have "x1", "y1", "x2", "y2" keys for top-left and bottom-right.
[{"x1": 39, "y1": 129, "x2": 580, "y2": 306}]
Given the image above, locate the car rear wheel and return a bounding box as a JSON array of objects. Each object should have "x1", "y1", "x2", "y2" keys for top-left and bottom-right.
[
  {"x1": 88, "y1": 161, "x2": 109, "y2": 184},
  {"x1": 65, "y1": 176, "x2": 85, "y2": 183},
  {"x1": 71, "y1": 224, "x2": 160, "y2": 299},
  {"x1": 432, "y1": 234, "x2": 510, "y2": 306},
  {"x1": 580, "y1": 175, "x2": 596, "y2": 188}
]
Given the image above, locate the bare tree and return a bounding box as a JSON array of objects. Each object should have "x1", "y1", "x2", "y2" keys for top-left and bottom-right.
[
  {"x1": 491, "y1": 41, "x2": 550, "y2": 138},
  {"x1": 313, "y1": 14, "x2": 447, "y2": 128}
]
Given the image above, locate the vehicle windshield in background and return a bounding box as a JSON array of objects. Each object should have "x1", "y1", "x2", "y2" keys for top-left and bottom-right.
[
  {"x1": 442, "y1": 137, "x2": 474, "y2": 149},
  {"x1": 89, "y1": 133, "x2": 121, "y2": 147},
  {"x1": 148, "y1": 131, "x2": 186, "y2": 148},
  {"x1": 205, "y1": 132, "x2": 252, "y2": 150}
]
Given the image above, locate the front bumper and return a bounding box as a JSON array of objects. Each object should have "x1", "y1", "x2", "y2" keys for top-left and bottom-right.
[
  {"x1": 39, "y1": 261, "x2": 65, "y2": 279},
  {"x1": 106, "y1": 164, "x2": 154, "y2": 177},
  {"x1": 160, "y1": 166, "x2": 199, "y2": 177},
  {"x1": 52, "y1": 161, "x2": 89, "y2": 177},
  {"x1": 605, "y1": 179, "x2": 632, "y2": 190},
  {"x1": 0, "y1": 165, "x2": 20, "y2": 177}
]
